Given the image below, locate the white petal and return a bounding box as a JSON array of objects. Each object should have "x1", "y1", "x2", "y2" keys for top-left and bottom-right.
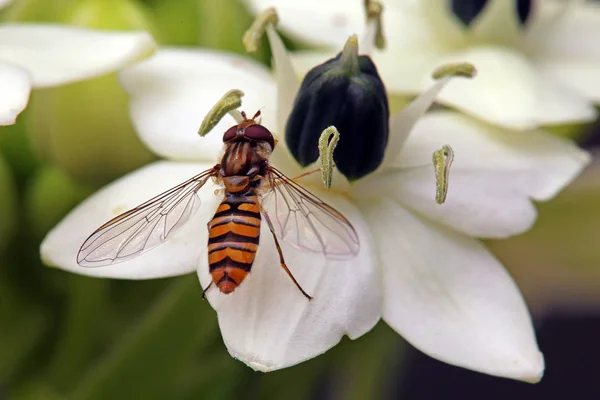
[
  {"x1": 244, "y1": 0, "x2": 458, "y2": 53},
  {"x1": 360, "y1": 198, "x2": 544, "y2": 382},
  {"x1": 0, "y1": 0, "x2": 14, "y2": 10},
  {"x1": 353, "y1": 111, "x2": 590, "y2": 237},
  {"x1": 268, "y1": 146, "x2": 351, "y2": 193},
  {"x1": 533, "y1": 72, "x2": 597, "y2": 125},
  {"x1": 267, "y1": 144, "x2": 307, "y2": 185},
  {"x1": 292, "y1": 49, "x2": 422, "y2": 98},
  {"x1": 537, "y1": 59, "x2": 600, "y2": 103},
  {"x1": 524, "y1": 0, "x2": 572, "y2": 48},
  {"x1": 470, "y1": 0, "x2": 522, "y2": 44},
  {"x1": 119, "y1": 48, "x2": 277, "y2": 162},
  {"x1": 380, "y1": 75, "x2": 463, "y2": 170},
  {"x1": 287, "y1": 8, "x2": 451, "y2": 97},
  {"x1": 396, "y1": 111, "x2": 590, "y2": 201},
  {"x1": 242, "y1": 0, "x2": 365, "y2": 47},
  {"x1": 282, "y1": 0, "x2": 462, "y2": 97},
  {"x1": 0, "y1": 24, "x2": 155, "y2": 88},
  {"x1": 291, "y1": 50, "x2": 336, "y2": 77},
  {"x1": 286, "y1": 4, "x2": 596, "y2": 128},
  {"x1": 372, "y1": 0, "x2": 466, "y2": 93},
  {"x1": 366, "y1": 167, "x2": 538, "y2": 238},
  {"x1": 427, "y1": 46, "x2": 539, "y2": 130},
  {"x1": 0, "y1": 62, "x2": 31, "y2": 126},
  {"x1": 417, "y1": 0, "x2": 467, "y2": 45},
  {"x1": 528, "y1": 1, "x2": 600, "y2": 60},
  {"x1": 199, "y1": 191, "x2": 381, "y2": 371},
  {"x1": 526, "y1": 1, "x2": 600, "y2": 107},
  {"x1": 41, "y1": 161, "x2": 221, "y2": 279},
  {"x1": 372, "y1": 46, "x2": 548, "y2": 130},
  {"x1": 266, "y1": 25, "x2": 299, "y2": 134},
  {"x1": 292, "y1": 48, "x2": 441, "y2": 99}
]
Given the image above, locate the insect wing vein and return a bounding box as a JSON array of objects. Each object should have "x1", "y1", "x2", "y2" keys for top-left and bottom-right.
[
  {"x1": 77, "y1": 167, "x2": 217, "y2": 267},
  {"x1": 261, "y1": 167, "x2": 359, "y2": 259}
]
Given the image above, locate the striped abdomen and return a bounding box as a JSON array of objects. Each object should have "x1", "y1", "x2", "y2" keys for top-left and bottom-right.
[{"x1": 207, "y1": 192, "x2": 261, "y2": 294}]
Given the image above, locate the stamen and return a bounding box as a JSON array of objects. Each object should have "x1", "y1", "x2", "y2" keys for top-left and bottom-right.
[
  {"x1": 318, "y1": 126, "x2": 340, "y2": 189},
  {"x1": 432, "y1": 62, "x2": 477, "y2": 80},
  {"x1": 265, "y1": 23, "x2": 300, "y2": 131},
  {"x1": 432, "y1": 145, "x2": 455, "y2": 205},
  {"x1": 243, "y1": 8, "x2": 299, "y2": 133},
  {"x1": 361, "y1": 0, "x2": 385, "y2": 54},
  {"x1": 381, "y1": 63, "x2": 475, "y2": 170},
  {"x1": 242, "y1": 7, "x2": 278, "y2": 53},
  {"x1": 198, "y1": 89, "x2": 244, "y2": 137}
]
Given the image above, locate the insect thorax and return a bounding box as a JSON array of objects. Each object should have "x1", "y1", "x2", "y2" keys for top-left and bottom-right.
[{"x1": 220, "y1": 140, "x2": 270, "y2": 176}]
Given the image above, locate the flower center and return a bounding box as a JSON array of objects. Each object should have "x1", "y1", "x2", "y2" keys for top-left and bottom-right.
[{"x1": 285, "y1": 36, "x2": 389, "y2": 181}]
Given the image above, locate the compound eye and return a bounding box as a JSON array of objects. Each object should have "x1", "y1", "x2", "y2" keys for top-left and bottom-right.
[
  {"x1": 223, "y1": 125, "x2": 238, "y2": 142},
  {"x1": 244, "y1": 124, "x2": 274, "y2": 148}
]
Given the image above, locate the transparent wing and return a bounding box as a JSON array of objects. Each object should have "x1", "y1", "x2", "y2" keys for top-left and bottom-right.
[
  {"x1": 77, "y1": 167, "x2": 218, "y2": 267},
  {"x1": 261, "y1": 167, "x2": 359, "y2": 259}
]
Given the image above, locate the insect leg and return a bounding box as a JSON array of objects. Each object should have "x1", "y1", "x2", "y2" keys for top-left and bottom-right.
[
  {"x1": 201, "y1": 281, "x2": 214, "y2": 300},
  {"x1": 290, "y1": 167, "x2": 321, "y2": 181},
  {"x1": 262, "y1": 210, "x2": 313, "y2": 301},
  {"x1": 264, "y1": 167, "x2": 324, "y2": 190}
]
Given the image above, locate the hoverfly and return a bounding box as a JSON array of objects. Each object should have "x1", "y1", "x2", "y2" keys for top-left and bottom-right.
[{"x1": 77, "y1": 111, "x2": 359, "y2": 299}]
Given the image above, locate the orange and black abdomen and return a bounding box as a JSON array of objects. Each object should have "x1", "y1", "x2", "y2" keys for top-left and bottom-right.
[{"x1": 207, "y1": 192, "x2": 261, "y2": 294}]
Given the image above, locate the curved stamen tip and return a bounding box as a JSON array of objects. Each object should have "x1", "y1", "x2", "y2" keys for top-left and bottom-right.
[
  {"x1": 432, "y1": 145, "x2": 455, "y2": 204},
  {"x1": 363, "y1": 0, "x2": 386, "y2": 49},
  {"x1": 318, "y1": 126, "x2": 340, "y2": 189},
  {"x1": 198, "y1": 89, "x2": 245, "y2": 137},
  {"x1": 432, "y1": 62, "x2": 477, "y2": 80},
  {"x1": 243, "y1": 7, "x2": 279, "y2": 53}
]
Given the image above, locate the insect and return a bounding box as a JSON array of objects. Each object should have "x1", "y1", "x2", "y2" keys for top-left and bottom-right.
[{"x1": 77, "y1": 111, "x2": 359, "y2": 300}]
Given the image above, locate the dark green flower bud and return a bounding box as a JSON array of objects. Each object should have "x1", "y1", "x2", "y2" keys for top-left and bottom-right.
[
  {"x1": 451, "y1": 0, "x2": 533, "y2": 27},
  {"x1": 285, "y1": 36, "x2": 389, "y2": 181}
]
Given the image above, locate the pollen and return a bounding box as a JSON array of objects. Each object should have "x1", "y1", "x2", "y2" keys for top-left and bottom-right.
[{"x1": 112, "y1": 205, "x2": 126, "y2": 215}]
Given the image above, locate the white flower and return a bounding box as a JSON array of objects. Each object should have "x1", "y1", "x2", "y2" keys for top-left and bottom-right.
[
  {"x1": 40, "y1": 25, "x2": 588, "y2": 382},
  {"x1": 245, "y1": 0, "x2": 600, "y2": 130},
  {"x1": 0, "y1": 0, "x2": 13, "y2": 10},
  {"x1": 0, "y1": 24, "x2": 156, "y2": 126}
]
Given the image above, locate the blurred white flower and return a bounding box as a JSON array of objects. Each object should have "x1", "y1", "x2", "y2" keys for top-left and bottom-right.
[
  {"x1": 0, "y1": 0, "x2": 13, "y2": 10},
  {"x1": 40, "y1": 24, "x2": 588, "y2": 382},
  {"x1": 245, "y1": 0, "x2": 600, "y2": 130},
  {"x1": 0, "y1": 24, "x2": 155, "y2": 125}
]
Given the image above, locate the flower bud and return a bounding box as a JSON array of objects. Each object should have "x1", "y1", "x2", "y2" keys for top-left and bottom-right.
[{"x1": 285, "y1": 36, "x2": 389, "y2": 180}]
